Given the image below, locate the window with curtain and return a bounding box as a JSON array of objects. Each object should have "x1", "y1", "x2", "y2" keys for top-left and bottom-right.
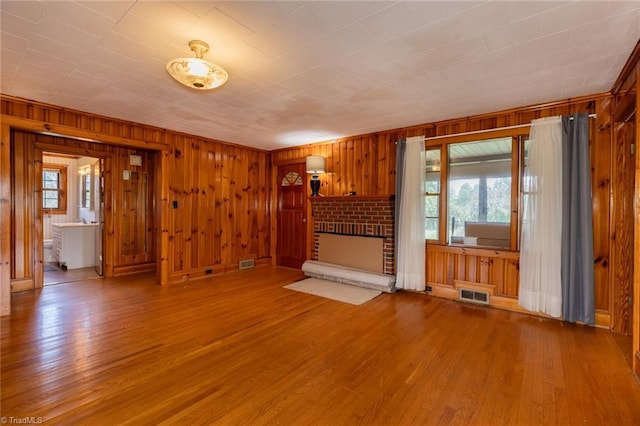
[
  {"x1": 448, "y1": 138, "x2": 512, "y2": 248},
  {"x1": 425, "y1": 135, "x2": 522, "y2": 250}
]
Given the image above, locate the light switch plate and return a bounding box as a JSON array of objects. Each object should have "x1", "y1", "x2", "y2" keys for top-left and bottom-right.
[{"x1": 129, "y1": 154, "x2": 142, "y2": 166}]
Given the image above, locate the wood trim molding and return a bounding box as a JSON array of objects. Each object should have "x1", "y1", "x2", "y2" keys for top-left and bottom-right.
[
  {"x1": 308, "y1": 195, "x2": 394, "y2": 201},
  {"x1": 427, "y1": 243, "x2": 520, "y2": 260},
  {"x1": 596, "y1": 311, "x2": 612, "y2": 330},
  {"x1": 425, "y1": 126, "x2": 531, "y2": 145},
  {"x1": 0, "y1": 123, "x2": 11, "y2": 315},
  {"x1": 273, "y1": 157, "x2": 307, "y2": 166},
  {"x1": 454, "y1": 280, "x2": 496, "y2": 295},
  {"x1": 428, "y1": 282, "x2": 610, "y2": 328},
  {"x1": 10, "y1": 278, "x2": 33, "y2": 293},
  {"x1": 166, "y1": 258, "x2": 272, "y2": 285},
  {"x1": 1, "y1": 115, "x2": 168, "y2": 151},
  {"x1": 1, "y1": 94, "x2": 268, "y2": 154},
  {"x1": 612, "y1": 39, "x2": 640, "y2": 95},
  {"x1": 612, "y1": 93, "x2": 636, "y2": 123},
  {"x1": 380, "y1": 93, "x2": 610, "y2": 137},
  {"x1": 158, "y1": 150, "x2": 170, "y2": 285},
  {"x1": 113, "y1": 262, "x2": 157, "y2": 276},
  {"x1": 633, "y1": 78, "x2": 640, "y2": 376}
]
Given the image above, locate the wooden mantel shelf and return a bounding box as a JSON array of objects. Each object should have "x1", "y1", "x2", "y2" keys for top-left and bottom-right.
[{"x1": 309, "y1": 195, "x2": 395, "y2": 201}]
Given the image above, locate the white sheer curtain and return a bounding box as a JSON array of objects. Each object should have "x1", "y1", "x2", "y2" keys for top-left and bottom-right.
[
  {"x1": 519, "y1": 117, "x2": 563, "y2": 317},
  {"x1": 396, "y1": 136, "x2": 426, "y2": 291}
]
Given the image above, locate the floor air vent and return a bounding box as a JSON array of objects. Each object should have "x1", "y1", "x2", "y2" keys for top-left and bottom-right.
[
  {"x1": 239, "y1": 259, "x2": 255, "y2": 270},
  {"x1": 459, "y1": 288, "x2": 490, "y2": 305}
]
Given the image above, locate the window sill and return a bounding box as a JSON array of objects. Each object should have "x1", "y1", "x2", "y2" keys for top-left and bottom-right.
[{"x1": 425, "y1": 242, "x2": 519, "y2": 258}]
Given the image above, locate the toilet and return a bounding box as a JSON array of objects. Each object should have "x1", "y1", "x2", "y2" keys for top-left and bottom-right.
[{"x1": 43, "y1": 239, "x2": 54, "y2": 262}]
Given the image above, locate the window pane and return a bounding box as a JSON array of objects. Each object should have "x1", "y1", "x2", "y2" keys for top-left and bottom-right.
[
  {"x1": 425, "y1": 174, "x2": 439, "y2": 193},
  {"x1": 43, "y1": 171, "x2": 58, "y2": 180},
  {"x1": 43, "y1": 189, "x2": 59, "y2": 209},
  {"x1": 82, "y1": 175, "x2": 91, "y2": 208},
  {"x1": 43, "y1": 171, "x2": 59, "y2": 188},
  {"x1": 425, "y1": 148, "x2": 440, "y2": 193},
  {"x1": 425, "y1": 195, "x2": 439, "y2": 217},
  {"x1": 42, "y1": 165, "x2": 67, "y2": 213},
  {"x1": 448, "y1": 138, "x2": 512, "y2": 248},
  {"x1": 425, "y1": 147, "x2": 441, "y2": 240},
  {"x1": 425, "y1": 218, "x2": 439, "y2": 240}
]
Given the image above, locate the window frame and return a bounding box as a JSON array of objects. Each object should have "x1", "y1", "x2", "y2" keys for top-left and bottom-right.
[
  {"x1": 42, "y1": 163, "x2": 68, "y2": 214},
  {"x1": 425, "y1": 128, "x2": 528, "y2": 251},
  {"x1": 424, "y1": 146, "x2": 442, "y2": 242},
  {"x1": 82, "y1": 173, "x2": 92, "y2": 210}
]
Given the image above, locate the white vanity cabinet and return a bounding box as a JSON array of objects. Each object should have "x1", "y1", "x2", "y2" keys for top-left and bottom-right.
[{"x1": 52, "y1": 223, "x2": 98, "y2": 269}]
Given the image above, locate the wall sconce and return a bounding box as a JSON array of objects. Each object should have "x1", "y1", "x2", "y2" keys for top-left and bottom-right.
[{"x1": 306, "y1": 155, "x2": 326, "y2": 197}]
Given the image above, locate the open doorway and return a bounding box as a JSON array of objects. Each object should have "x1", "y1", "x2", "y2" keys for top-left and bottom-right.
[
  {"x1": 7, "y1": 126, "x2": 160, "y2": 302},
  {"x1": 42, "y1": 152, "x2": 103, "y2": 286}
]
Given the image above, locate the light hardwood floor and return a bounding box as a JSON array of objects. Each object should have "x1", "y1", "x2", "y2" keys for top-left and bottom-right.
[
  {"x1": 43, "y1": 263, "x2": 100, "y2": 286},
  {"x1": 2, "y1": 266, "x2": 639, "y2": 425}
]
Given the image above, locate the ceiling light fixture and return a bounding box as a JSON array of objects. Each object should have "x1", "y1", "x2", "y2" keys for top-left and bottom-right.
[{"x1": 166, "y1": 40, "x2": 228, "y2": 90}]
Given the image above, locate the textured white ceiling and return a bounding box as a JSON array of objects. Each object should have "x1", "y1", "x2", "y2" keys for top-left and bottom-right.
[{"x1": 1, "y1": 1, "x2": 639, "y2": 150}]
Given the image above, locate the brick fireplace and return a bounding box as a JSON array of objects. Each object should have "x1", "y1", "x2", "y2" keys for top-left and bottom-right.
[{"x1": 309, "y1": 195, "x2": 395, "y2": 275}]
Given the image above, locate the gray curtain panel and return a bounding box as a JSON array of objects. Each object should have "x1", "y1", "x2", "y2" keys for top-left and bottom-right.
[
  {"x1": 561, "y1": 113, "x2": 595, "y2": 325},
  {"x1": 394, "y1": 139, "x2": 406, "y2": 261}
]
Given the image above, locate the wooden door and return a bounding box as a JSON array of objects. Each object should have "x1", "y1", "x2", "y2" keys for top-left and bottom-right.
[{"x1": 277, "y1": 163, "x2": 307, "y2": 268}]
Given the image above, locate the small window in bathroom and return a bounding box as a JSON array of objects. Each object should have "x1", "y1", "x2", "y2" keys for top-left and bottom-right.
[
  {"x1": 43, "y1": 164, "x2": 67, "y2": 214},
  {"x1": 82, "y1": 174, "x2": 92, "y2": 209}
]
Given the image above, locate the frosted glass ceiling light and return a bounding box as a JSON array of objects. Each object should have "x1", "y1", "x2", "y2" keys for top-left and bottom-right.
[{"x1": 166, "y1": 40, "x2": 228, "y2": 90}]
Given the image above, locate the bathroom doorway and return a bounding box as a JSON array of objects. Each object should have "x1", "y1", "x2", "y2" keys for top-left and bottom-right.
[{"x1": 42, "y1": 152, "x2": 103, "y2": 286}]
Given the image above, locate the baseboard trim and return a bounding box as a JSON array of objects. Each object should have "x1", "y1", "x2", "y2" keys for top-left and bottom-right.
[
  {"x1": 113, "y1": 262, "x2": 156, "y2": 276},
  {"x1": 427, "y1": 282, "x2": 611, "y2": 328},
  {"x1": 10, "y1": 278, "x2": 33, "y2": 293},
  {"x1": 595, "y1": 311, "x2": 610, "y2": 329},
  {"x1": 167, "y1": 257, "x2": 272, "y2": 285}
]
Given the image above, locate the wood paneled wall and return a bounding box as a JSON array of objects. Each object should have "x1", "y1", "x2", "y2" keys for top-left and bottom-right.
[
  {"x1": 1, "y1": 96, "x2": 272, "y2": 310},
  {"x1": 10, "y1": 131, "x2": 36, "y2": 288},
  {"x1": 271, "y1": 94, "x2": 614, "y2": 327},
  {"x1": 166, "y1": 134, "x2": 270, "y2": 283},
  {"x1": 271, "y1": 135, "x2": 384, "y2": 196},
  {"x1": 611, "y1": 40, "x2": 639, "y2": 375},
  {"x1": 635, "y1": 88, "x2": 640, "y2": 379}
]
